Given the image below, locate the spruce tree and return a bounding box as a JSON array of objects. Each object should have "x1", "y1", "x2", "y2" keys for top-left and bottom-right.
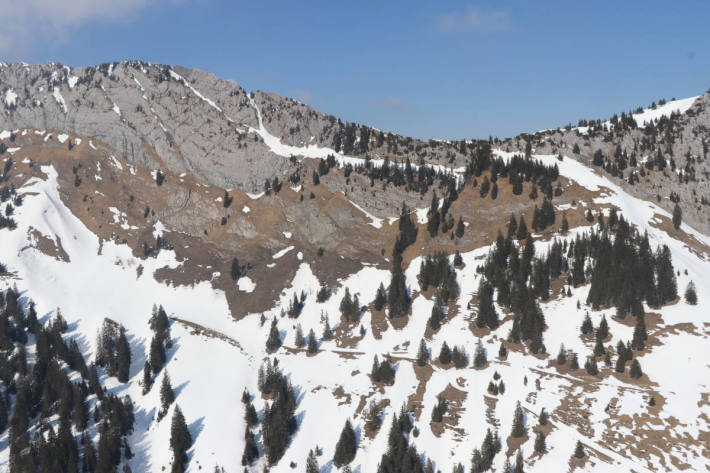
[
  {"x1": 242, "y1": 429, "x2": 259, "y2": 466},
  {"x1": 672, "y1": 204, "x2": 682, "y2": 230},
  {"x1": 333, "y1": 419, "x2": 357, "y2": 467},
  {"x1": 556, "y1": 344, "x2": 567, "y2": 365},
  {"x1": 455, "y1": 217, "x2": 465, "y2": 238},
  {"x1": 511, "y1": 401, "x2": 525, "y2": 438},
  {"x1": 295, "y1": 324, "x2": 305, "y2": 348},
  {"x1": 170, "y1": 405, "x2": 193, "y2": 473},
  {"x1": 498, "y1": 341, "x2": 507, "y2": 358},
  {"x1": 439, "y1": 342, "x2": 452, "y2": 365},
  {"x1": 161, "y1": 372, "x2": 175, "y2": 411},
  {"x1": 473, "y1": 339, "x2": 487, "y2": 368},
  {"x1": 534, "y1": 431, "x2": 546, "y2": 453},
  {"x1": 374, "y1": 283, "x2": 387, "y2": 311},
  {"x1": 306, "y1": 449, "x2": 319, "y2": 473},
  {"x1": 266, "y1": 319, "x2": 282, "y2": 352},
  {"x1": 581, "y1": 312, "x2": 593, "y2": 335},
  {"x1": 416, "y1": 339, "x2": 429, "y2": 367},
  {"x1": 685, "y1": 281, "x2": 698, "y2": 305},
  {"x1": 573, "y1": 441, "x2": 585, "y2": 458},
  {"x1": 116, "y1": 327, "x2": 131, "y2": 383},
  {"x1": 630, "y1": 359, "x2": 643, "y2": 379},
  {"x1": 307, "y1": 329, "x2": 318, "y2": 354}
]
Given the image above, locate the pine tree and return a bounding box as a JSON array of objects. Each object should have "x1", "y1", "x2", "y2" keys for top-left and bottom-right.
[
  {"x1": 473, "y1": 339, "x2": 487, "y2": 368},
  {"x1": 266, "y1": 319, "x2": 282, "y2": 352},
  {"x1": 685, "y1": 281, "x2": 698, "y2": 305},
  {"x1": 538, "y1": 408, "x2": 548, "y2": 426},
  {"x1": 630, "y1": 359, "x2": 643, "y2": 379},
  {"x1": 333, "y1": 419, "x2": 357, "y2": 467},
  {"x1": 534, "y1": 431, "x2": 546, "y2": 453},
  {"x1": 573, "y1": 441, "x2": 585, "y2": 458},
  {"x1": 242, "y1": 429, "x2": 259, "y2": 466},
  {"x1": 142, "y1": 361, "x2": 152, "y2": 394},
  {"x1": 511, "y1": 401, "x2": 525, "y2": 438},
  {"x1": 556, "y1": 344, "x2": 567, "y2": 365},
  {"x1": 672, "y1": 204, "x2": 682, "y2": 229},
  {"x1": 374, "y1": 283, "x2": 387, "y2": 311},
  {"x1": 307, "y1": 329, "x2": 318, "y2": 354},
  {"x1": 498, "y1": 341, "x2": 507, "y2": 358},
  {"x1": 514, "y1": 449, "x2": 524, "y2": 473},
  {"x1": 306, "y1": 449, "x2": 319, "y2": 473},
  {"x1": 170, "y1": 405, "x2": 193, "y2": 473},
  {"x1": 596, "y1": 315, "x2": 609, "y2": 340},
  {"x1": 161, "y1": 372, "x2": 175, "y2": 411},
  {"x1": 416, "y1": 339, "x2": 429, "y2": 367},
  {"x1": 116, "y1": 327, "x2": 131, "y2": 383},
  {"x1": 294, "y1": 324, "x2": 306, "y2": 348},
  {"x1": 439, "y1": 342, "x2": 452, "y2": 365},
  {"x1": 631, "y1": 314, "x2": 647, "y2": 350},
  {"x1": 584, "y1": 357, "x2": 598, "y2": 375},
  {"x1": 581, "y1": 312, "x2": 593, "y2": 335},
  {"x1": 455, "y1": 217, "x2": 465, "y2": 238}
]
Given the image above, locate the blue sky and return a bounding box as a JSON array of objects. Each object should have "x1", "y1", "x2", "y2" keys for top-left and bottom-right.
[{"x1": 3, "y1": 0, "x2": 709, "y2": 139}]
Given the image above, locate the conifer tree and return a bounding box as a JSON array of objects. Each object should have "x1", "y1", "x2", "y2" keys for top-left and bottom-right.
[
  {"x1": 580, "y1": 312, "x2": 593, "y2": 335},
  {"x1": 498, "y1": 341, "x2": 507, "y2": 358},
  {"x1": 116, "y1": 327, "x2": 131, "y2": 383},
  {"x1": 573, "y1": 441, "x2": 585, "y2": 459},
  {"x1": 307, "y1": 329, "x2": 318, "y2": 354},
  {"x1": 511, "y1": 402, "x2": 525, "y2": 438},
  {"x1": 672, "y1": 204, "x2": 682, "y2": 230},
  {"x1": 306, "y1": 449, "x2": 319, "y2": 473},
  {"x1": 294, "y1": 324, "x2": 305, "y2": 348},
  {"x1": 142, "y1": 361, "x2": 152, "y2": 394},
  {"x1": 514, "y1": 449, "x2": 524, "y2": 473},
  {"x1": 266, "y1": 319, "x2": 282, "y2": 353},
  {"x1": 161, "y1": 372, "x2": 175, "y2": 411},
  {"x1": 242, "y1": 429, "x2": 259, "y2": 466},
  {"x1": 556, "y1": 344, "x2": 567, "y2": 365},
  {"x1": 685, "y1": 281, "x2": 698, "y2": 305},
  {"x1": 170, "y1": 405, "x2": 193, "y2": 473},
  {"x1": 333, "y1": 419, "x2": 357, "y2": 467},
  {"x1": 374, "y1": 283, "x2": 387, "y2": 311},
  {"x1": 534, "y1": 431, "x2": 546, "y2": 453},
  {"x1": 455, "y1": 217, "x2": 465, "y2": 238},
  {"x1": 631, "y1": 314, "x2": 647, "y2": 350},
  {"x1": 584, "y1": 357, "x2": 598, "y2": 375},
  {"x1": 439, "y1": 342, "x2": 452, "y2": 365},
  {"x1": 473, "y1": 340, "x2": 487, "y2": 368},
  {"x1": 416, "y1": 339, "x2": 429, "y2": 367},
  {"x1": 630, "y1": 359, "x2": 643, "y2": 379}
]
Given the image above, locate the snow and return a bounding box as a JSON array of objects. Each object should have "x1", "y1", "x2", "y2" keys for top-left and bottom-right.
[
  {"x1": 247, "y1": 97, "x2": 466, "y2": 180},
  {"x1": 4, "y1": 88, "x2": 17, "y2": 107},
  {"x1": 112, "y1": 103, "x2": 121, "y2": 116},
  {"x1": 273, "y1": 245, "x2": 294, "y2": 259},
  {"x1": 348, "y1": 198, "x2": 384, "y2": 228},
  {"x1": 0, "y1": 138, "x2": 707, "y2": 472},
  {"x1": 632, "y1": 96, "x2": 699, "y2": 127},
  {"x1": 169, "y1": 70, "x2": 223, "y2": 113},
  {"x1": 67, "y1": 76, "x2": 79, "y2": 88},
  {"x1": 237, "y1": 276, "x2": 256, "y2": 293},
  {"x1": 242, "y1": 205, "x2": 251, "y2": 213},
  {"x1": 52, "y1": 87, "x2": 67, "y2": 112},
  {"x1": 57, "y1": 133, "x2": 69, "y2": 143},
  {"x1": 282, "y1": 231, "x2": 292, "y2": 238}
]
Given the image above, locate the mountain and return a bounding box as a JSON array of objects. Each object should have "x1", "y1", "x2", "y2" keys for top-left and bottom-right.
[{"x1": 0, "y1": 61, "x2": 709, "y2": 473}]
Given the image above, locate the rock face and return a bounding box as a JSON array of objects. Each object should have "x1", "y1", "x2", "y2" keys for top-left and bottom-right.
[
  {"x1": 0, "y1": 61, "x2": 290, "y2": 191},
  {"x1": 2, "y1": 61, "x2": 709, "y2": 234}
]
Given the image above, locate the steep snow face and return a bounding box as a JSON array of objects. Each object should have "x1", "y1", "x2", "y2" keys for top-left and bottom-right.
[
  {"x1": 631, "y1": 96, "x2": 699, "y2": 127},
  {"x1": 1, "y1": 158, "x2": 710, "y2": 473}
]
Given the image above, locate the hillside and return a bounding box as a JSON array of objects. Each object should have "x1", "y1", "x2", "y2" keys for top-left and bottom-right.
[{"x1": 0, "y1": 62, "x2": 709, "y2": 473}]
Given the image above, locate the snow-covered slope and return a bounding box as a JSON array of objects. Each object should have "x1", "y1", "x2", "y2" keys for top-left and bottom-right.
[{"x1": 1, "y1": 138, "x2": 709, "y2": 473}]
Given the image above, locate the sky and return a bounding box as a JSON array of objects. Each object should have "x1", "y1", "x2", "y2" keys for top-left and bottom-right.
[{"x1": 1, "y1": 0, "x2": 708, "y2": 140}]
